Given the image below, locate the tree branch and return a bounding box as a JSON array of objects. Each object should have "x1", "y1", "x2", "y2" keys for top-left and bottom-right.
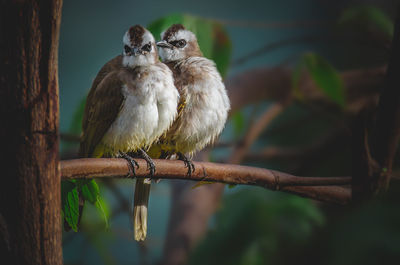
[
  {"x1": 61, "y1": 158, "x2": 351, "y2": 205},
  {"x1": 229, "y1": 103, "x2": 284, "y2": 163},
  {"x1": 227, "y1": 66, "x2": 386, "y2": 115}
]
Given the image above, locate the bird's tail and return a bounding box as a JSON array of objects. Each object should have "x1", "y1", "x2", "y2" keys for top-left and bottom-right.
[{"x1": 133, "y1": 178, "x2": 151, "y2": 241}]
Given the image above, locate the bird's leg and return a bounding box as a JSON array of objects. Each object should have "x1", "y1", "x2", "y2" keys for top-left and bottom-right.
[
  {"x1": 120, "y1": 152, "x2": 139, "y2": 178},
  {"x1": 138, "y1": 148, "x2": 156, "y2": 178},
  {"x1": 177, "y1": 152, "x2": 195, "y2": 176}
]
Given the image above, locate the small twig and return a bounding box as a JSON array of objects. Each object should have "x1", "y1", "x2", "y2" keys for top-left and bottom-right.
[
  {"x1": 226, "y1": 66, "x2": 385, "y2": 115},
  {"x1": 61, "y1": 158, "x2": 351, "y2": 205},
  {"x1": 229, "y1": 104, "x2": 284, "y2": 164},
  {"x1": 244, "y1": 124, "x2": 347, "y2": 162}
]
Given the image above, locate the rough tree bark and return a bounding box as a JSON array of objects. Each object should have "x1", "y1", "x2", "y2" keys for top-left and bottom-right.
[
  {"x1": 370, "y1": 7, "x2": 400, "y2": 193},
  {"x1": 0, "y1": 1, "x2": 63, "y2": 264}
]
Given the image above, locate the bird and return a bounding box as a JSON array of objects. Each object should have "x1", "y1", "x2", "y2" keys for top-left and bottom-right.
[
  {"x1": 151, "y1": 24, "x2": 230, "y2": 174},
  {"x1": 79, "y1": 25, "x2": 179, "y2": 241}
]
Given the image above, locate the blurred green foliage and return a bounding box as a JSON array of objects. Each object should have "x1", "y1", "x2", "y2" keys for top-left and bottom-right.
[
  {"x1": 338, "y1": 5, "x2": 394, "y2": 38},
  {"x1": 323, "y1": 190, "x2": 400, "y2": 265},
  {"x1": 293, "y1": 53, "x2": 345, "y2": 107},
  {"x1": 189, "y1": 189, "x2": 324, "y2": 265},
  {"x1": 189, "y1": 186, "x2": 400, "y2": 265}
]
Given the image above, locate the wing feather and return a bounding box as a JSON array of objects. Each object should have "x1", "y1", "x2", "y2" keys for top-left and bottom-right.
[{"x1": 79, "y1": 70, "x2": 125, "y2": 157}]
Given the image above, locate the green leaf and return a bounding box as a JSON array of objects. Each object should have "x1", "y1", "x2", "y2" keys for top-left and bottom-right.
[
  {"x1": 61, "y1": 181, "x2": 80, "y2": 232},
  {"x1": 302, "y1": 53, "x2": 345, "y2": 107},
  {"x1": 188, "y1": 190, "x2": 324, "y2": 265},
  {"x1": 94, "y1": 196, "x2": 110, "y2": 229},
  {"x1": 147, "y1": 13, "x2": 232, "y2": 77},
  {"x1": 338, "y1": 5, "x2": 394, "y2": 38},
  {"x1": 79, "y1": 179, "x2": 100, "y2": 204},
  {"x1": 78, "y1": 179, "x2": 109, "y2": 229}
]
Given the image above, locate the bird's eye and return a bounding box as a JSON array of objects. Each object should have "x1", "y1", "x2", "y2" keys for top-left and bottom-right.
[
  {"x1": 142, "y1": 43, "x2": 151, "y2": 52},
  {"x1": 124, "y1": 45, "x2": 131, "y2": 54},
  {"x1": 176, "y1": 39, "x2": 186, "y2": 48},
  {"x1": 170, "y1": 39, "x2": 187, "y2": 48}
]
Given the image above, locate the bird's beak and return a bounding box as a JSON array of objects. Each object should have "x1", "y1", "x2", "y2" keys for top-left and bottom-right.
[
  {"x1": 156, "y1": 40, "x2": 172, "y2": 49},
  {"x1": 132, "y1": 47, "x2": 141, "y2": 56}
]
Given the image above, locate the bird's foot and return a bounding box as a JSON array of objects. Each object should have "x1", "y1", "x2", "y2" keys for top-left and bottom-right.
[
  {"x1": 177, "y1": 152, "x2": 195, "y2": 177},
  {"x1": 138, "y1": 148, "x2": 156, "y2": 178},
  {"x1": 120, "y1": 152, "x2": 139, "y2": 178}
]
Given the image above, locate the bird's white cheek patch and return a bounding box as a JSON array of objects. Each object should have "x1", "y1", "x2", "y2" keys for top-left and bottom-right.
[{"x1": 158, "y1": 47, "x2": 183, "y2": 62}]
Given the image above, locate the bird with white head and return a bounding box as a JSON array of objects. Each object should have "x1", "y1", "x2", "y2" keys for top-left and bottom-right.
[
  {"x1": 79, "y1": 25, "x2": 179, "y2": 241},
  {"x1": 149, "y1": 24, "x2": 231, "y2": 175}
]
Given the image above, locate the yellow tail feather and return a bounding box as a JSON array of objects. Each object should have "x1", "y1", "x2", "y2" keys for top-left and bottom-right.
[{"x1": 133, "y1": 178, "x2": 151, "y2": 241}]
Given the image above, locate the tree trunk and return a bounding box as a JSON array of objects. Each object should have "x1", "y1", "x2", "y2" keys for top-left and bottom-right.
[
  {"x1": 352, "y1": 6, "x2": 400, "y2": 200},
  {"x1": 370, "y1": 6, "x2": 400, "y2": 193},
  {"x1": 0, "y1": 0, "x2": 63, "y2": 264}
]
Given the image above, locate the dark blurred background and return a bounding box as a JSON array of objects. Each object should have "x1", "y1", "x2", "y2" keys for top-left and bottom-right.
[{"x1": 60, "y1": 0, "x2": 400, "y2": 264}]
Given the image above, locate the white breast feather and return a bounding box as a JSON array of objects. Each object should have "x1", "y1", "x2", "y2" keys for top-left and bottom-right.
[
  {"x1": 173, "y1": 57, "x2": 230, "y2": 154},
  {"x1": 149, "y1": 63, "x2": 179, "y2": 141},
  {"x1": 101, "y1": 65, "x2": 179, "y2": 156}
]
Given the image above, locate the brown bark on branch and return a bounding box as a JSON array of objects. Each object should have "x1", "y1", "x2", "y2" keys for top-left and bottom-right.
[{"x1": 61, "y1": 158, "x2": 351, "y2": 205}]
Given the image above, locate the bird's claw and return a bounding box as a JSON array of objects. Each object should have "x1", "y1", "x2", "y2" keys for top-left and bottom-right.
[
  {"x1": 139, "y1": 148, "x2": 156, "y2": 178},
  {"x1": 147, "y1": 159, "x2": 156, "y2": 177},
  {"x1": 178, "y1": 153, "x2": 195, "y2": 177},
  {"x1": 120, "y1": 152, "x2": 139, "y2": 178}
]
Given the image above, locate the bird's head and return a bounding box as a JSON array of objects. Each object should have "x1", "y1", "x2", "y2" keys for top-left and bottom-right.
[
  {"x1": 122, "y1": 25, "x2": 157, "y2": 67},
  {"x1": 156, "y1": 24, "x2": 202, "y2": 62}
]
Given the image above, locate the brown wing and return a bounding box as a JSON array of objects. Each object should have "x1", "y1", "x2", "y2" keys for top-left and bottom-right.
[
  {"x1": 79, "y1": 70, "x2": 125, "y2": 157},
  {"x1": 81, "y1": 55, "x2": 122, "y2": 135},
  {"x1": 91, "y1": 55, "x2": 122, "y2": 91}
]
